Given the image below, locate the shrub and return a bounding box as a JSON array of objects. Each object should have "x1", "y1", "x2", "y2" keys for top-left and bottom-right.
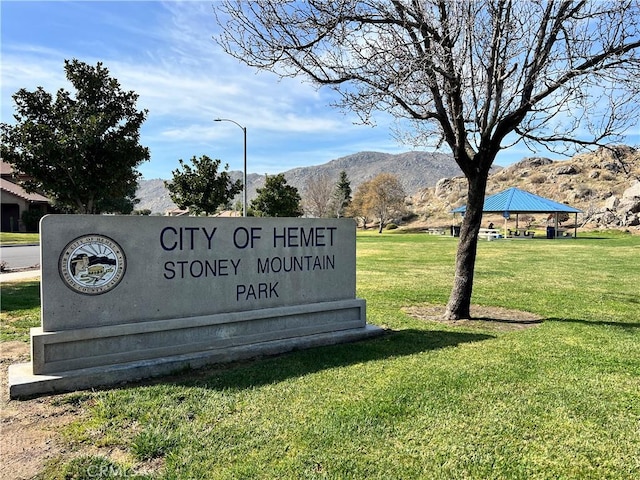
[
  {"x1": 401, "y1": 212, "x2": 418, "y2": 222},
  {"x1": 529, "y1": 174, "x2": 546, "y2": 184},
  {"x1": 21, "y1": 209, "x2": 45, "y2": 232},
  {"x1": 574, "y1": 186, "x2": 593, "y2": 199},
  {"x1": 385, "y1": 223, "x2": 398, "y2": 230},
  {"x1": 520, "y1": 215, "x2": 536, "y2": 227}
]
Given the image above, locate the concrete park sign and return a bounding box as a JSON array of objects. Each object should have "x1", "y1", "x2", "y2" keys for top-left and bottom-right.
[{"x1": 9, "y1": 215, "x2": 381, "y2": 398}]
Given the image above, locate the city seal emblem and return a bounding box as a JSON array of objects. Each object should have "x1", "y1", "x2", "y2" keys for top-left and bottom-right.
[{"x1": 59, "y1": 234, "x2": 126, "y2": 295}]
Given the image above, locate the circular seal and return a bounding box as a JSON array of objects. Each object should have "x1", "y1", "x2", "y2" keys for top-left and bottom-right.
[{"x1": 59, "y1": 234, "x2": 126, "y2": 295}]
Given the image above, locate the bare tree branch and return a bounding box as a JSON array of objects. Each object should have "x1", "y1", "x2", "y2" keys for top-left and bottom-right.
[{"x1": 215, "y1": 0, "x2": 640, "y2": 319}]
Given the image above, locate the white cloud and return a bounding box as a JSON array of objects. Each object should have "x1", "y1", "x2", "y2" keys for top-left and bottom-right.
[{"x1": 3, "y1": 0, "x2": 637, "y2": 180}]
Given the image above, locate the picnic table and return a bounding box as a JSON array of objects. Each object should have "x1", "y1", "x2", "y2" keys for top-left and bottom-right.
[
  {"x1": 507, "y1": 228, "x2": 535, "y2": 238},
  {"x1": 478, "y1": 228, "x2": 502, "y2": 240},
  {"x1": 556, "y1": 229, "x2": 573, "y2": 238}
]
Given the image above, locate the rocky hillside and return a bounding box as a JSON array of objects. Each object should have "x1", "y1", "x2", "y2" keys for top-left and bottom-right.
[
  {"x1": 136, "y1": 151, "x2": 461, "y2": 214},
  {"x1": 410, "y1": 145, "x2": 640, "y2": 230},
  {"x1": 134, "y1": 179, "x2": 176, "y2": 215},
  {"x1": 283, "y1": 150, "x2": 459, "y2": 195}
]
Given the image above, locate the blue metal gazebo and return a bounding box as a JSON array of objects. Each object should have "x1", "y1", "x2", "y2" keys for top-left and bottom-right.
[{"x1": 452, "y1": 187, "x2": 582, "y2": 237}]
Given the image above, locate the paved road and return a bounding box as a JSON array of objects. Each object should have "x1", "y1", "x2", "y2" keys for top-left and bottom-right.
[{"x1": 0, "y1": 245, "x2": 40, "y2": 270}]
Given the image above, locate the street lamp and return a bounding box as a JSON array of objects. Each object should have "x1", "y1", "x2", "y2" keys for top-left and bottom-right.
[{"x1": 214, "y1": 118, "x2": 247, "y2": 217}]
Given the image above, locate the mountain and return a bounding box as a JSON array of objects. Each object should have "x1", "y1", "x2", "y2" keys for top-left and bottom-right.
[
  {"x1": 283, "y1": 151, "x2": 458, "y2": 194},
  {"x1": 410, "y1": 145, "x2": 640, "y2": 230},
  {"x1": 135, "y1": 151, "x2": 462, "y2": 214},
  {"x1": 134, "y1": 179, "x2": 177, "y2": 215},
  {"x1": 136, "y1": 146, "x2": 640, "y2": 230}
]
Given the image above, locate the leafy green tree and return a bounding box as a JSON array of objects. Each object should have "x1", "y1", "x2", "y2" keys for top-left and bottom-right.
[
  {"x1": 21, "y1": 208, "x2": 46, "y2": 233},
  {"x1": 165, "y1": 155, "x2": 243, "y2": 216},
  {"x1": 332, "y1": 170, "x2": 352, "y2": 218},
  {"x1": 251, "y1": 173, "x2": 303, "y2": 217},
  {"x1": 0, "y1": 59, "x2": 149, "y2": 214}
]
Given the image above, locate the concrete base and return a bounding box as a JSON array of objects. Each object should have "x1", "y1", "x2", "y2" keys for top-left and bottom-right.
[{"x1": 9, "y1": 299, "x2": 383, "y2": 398}]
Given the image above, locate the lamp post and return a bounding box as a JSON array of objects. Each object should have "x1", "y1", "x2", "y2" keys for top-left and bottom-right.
[{"x1": 214, "y1": 118, "x2": 247, "y2": 217}]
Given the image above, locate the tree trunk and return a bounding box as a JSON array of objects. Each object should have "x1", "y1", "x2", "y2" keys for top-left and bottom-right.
[{"x1": 444, "y1": 173, "x2": 488, "y2": 320}]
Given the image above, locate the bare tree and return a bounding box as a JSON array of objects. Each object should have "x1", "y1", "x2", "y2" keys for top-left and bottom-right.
[
  {"x1": 350, "y1": 174, "x2": 407, "y2": 233},
  {"x1": 303, "y1": 173, "x2": 335, "y2": 217},
  {"x1": 347, "y1": 189, "x2": 370, "y2": 229},
  {"x1": 216, "y1": 0, "x2": 640, "y2": 319}
]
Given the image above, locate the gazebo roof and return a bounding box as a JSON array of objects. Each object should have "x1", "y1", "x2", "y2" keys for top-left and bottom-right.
[{"x1": 452, "y1": 187, "x2": 582, "y2": 214}]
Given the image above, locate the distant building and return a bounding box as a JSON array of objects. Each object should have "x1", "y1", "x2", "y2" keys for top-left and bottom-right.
[
  {"x1": 164, "y1": 208, "x2": 242, "y2": 217},
  {"x1": 214, "y1": 210, "x2": 242, "y2": 217},
  {"x1": 165, "y1": 207, "x2": 189, "y2": 216},
  {"x1": 1, "y1": 161, "x2": 53, "y2": 232}
]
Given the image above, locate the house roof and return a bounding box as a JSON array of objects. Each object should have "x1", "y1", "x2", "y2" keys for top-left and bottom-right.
[
  {"x1": 452, "y1": 187, "x2": 582, "y2": 214},
  {"x1": 1, "y1": 161, "x2": 15, "y2": 176},
  {"x1": 0, "y1": 177, "x2": 50, "y2": 203}
]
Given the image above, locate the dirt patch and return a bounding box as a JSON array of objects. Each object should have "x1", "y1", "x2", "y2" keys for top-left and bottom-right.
[
  {"x1": 0, "y1": 341, "x2": 84, "y2": 480},
  {"x1": 402, "y1": 304, "x2": 543, "y2": 332}
]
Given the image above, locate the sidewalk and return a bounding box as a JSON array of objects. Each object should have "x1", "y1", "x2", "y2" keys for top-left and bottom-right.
[{"x1": 0, "y1": 270, "x2": 41, "y2": 282}]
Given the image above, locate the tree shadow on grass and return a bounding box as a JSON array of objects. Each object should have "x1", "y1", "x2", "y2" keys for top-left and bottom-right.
[
  {"x1": 170, "y1": 328, "x2": 494, "y2": 392},
  {"x1": 0, "y1": 281, "x2": 495, "y2": 395},
  {"x1": 0, "y1": 280, "x2": 40, "y2": 312},
  {"x1": 544, "y1": 294, "x2": 639, "y2": 330},
  {"x1": 604, "y1": 292, "x2": 640, "y2": 305},
  {"x1": 546, "y1": 317, "x2": 640, "y2": 330}
]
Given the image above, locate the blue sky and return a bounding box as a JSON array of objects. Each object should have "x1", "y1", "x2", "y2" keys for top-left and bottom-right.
[{"x1": 2, "y1": 1, "x2": 637, "y2": 180}]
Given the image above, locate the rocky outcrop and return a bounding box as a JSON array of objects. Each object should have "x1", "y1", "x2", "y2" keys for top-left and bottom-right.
[
  {"x1": 590, "y1": 181, "x2": 640, "y2": 227},
  {"x1": 410, "y1": 145, "x2": 640, "y2": 231},
  {"x1": 556, "y1": 165, "x2": 579, "y2": 175}
]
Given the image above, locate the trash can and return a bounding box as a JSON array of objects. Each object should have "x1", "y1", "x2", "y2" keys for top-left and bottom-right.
[
  {"x1": 546, "y1": 226, "x2": 555, "y2": 239},
  {"x1": 451, "y1": 225, "x2": 461, "y2": 237}
]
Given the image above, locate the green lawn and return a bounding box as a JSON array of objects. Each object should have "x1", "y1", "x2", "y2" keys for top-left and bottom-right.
[
  {"x1": 3, "y1": 231, "x2": 639, "y2": 479},
  {"x1": 0, "y1": 280, "x2": 40, "y2": 342},
  {"x1": 0, "y1": 232, "x2": 40, "y2": 245}
]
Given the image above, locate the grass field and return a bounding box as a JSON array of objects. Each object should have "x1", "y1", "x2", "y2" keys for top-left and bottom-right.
[
  {"x1": 0, "y1": 232, "x2": 40, "y2": 245},
  {"x1": 2, "y1": 230, "x2": 639, "y2": 479}
]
